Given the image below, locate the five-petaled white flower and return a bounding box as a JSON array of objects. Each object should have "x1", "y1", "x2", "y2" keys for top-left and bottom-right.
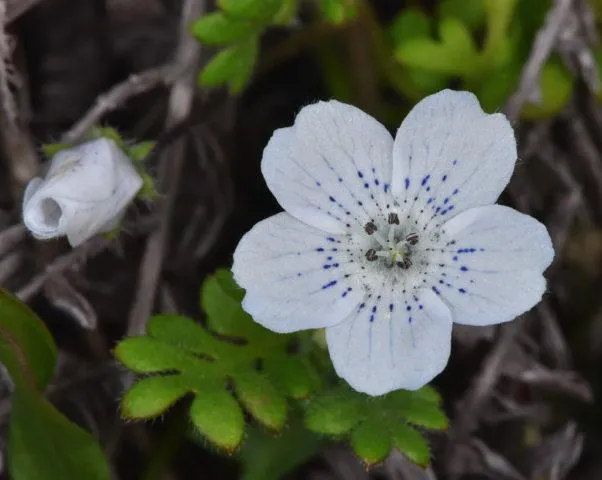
[
  {"x1": 23, "y1": 138, "x2": 143, "y2": 247},
  {"x1": 232, "y1": 90, "x2": 554, "y2": 396}
]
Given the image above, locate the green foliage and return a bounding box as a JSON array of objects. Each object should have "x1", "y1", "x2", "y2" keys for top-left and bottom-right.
[
  {"x1": 116, "y1": 269, "x2": 449, "y2": 469},
  {"x1": 0, "y1": 290, "x2": 110, "y2": 480},
  {"x1": 192, "y1": 12, "x2": 258, "y2": 45},
  {"x1": 219, "y1": 0, "x2": 284, "y2": 21},
  {"x1": 0, "y1": 290, "x2": 56, "y2": 390},
  {"x1": 193, "y1": 0, "x2": 294, "y2": 92},
  {"x1": 116, "y1": 269, "x2": 318, "y2": 451},
  {"x1": 385, "y1": 0, "x2": 573, "y2": 117},
  {"x1": 395, "y1": 18, "x2": 480, "y2": 78},
  {"x1": 438, "y1": 0, "x2": 485, "y2": 31},
  {"x1": 318, "y1": 0, "x2": 358, "y2": 25},
  {"x1": 200, "y1": 38, "x2": 259, "y2": 93},
  {"x1": 305, "y1": 385, "x2": 446, "y2": 466}
]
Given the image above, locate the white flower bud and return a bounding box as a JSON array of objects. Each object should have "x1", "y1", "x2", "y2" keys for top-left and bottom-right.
[{"x1": 22, "y1": 138, "x2": 143, "y2": 246}]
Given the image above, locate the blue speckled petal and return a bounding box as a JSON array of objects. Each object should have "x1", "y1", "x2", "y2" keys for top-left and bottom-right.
[
  {"x1": 326, "y1": 287, "x2": 452, "y2": 396},
  {"x1": 232, "y1": 212, "x2": 364, "y2": 333},
  {"x1": 391, "y1": 90, "x2": 517, "y2": 230},
  {"x1": 432, "y1": 205, "x2": 554, "y2": 326},
  {"x1": 262, "y1": 101, "x2": 394, "y2": 234}
]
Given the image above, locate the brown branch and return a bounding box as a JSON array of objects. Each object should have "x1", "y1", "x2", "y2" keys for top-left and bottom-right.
[
  {"x1": 126, "y1": 0, "x2": 205, "y2": 337},
  {"x1": 445, "y1": 322, "x2": 522, "y2": 473},
  {"x1": 15, "y1": 236, "x2": 110, "y2": 302},
  {"x1": 0, "y1": 2, "x2": 39, "y2": 195},
  {"x1": 504, "y1": 0, "x2": 574, "y2": 122},
  {"x1": 5, "y1": 0, "x2": 44, "y2": 24},
  {"x1": 61, "y1": 63, "x2": 187, "y2": 144}
]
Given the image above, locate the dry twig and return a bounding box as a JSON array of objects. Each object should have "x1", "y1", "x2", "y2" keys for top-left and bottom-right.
[
  {"x1": 5, "y1": 0, "x2": 44, "y2": 24},
  {"x1": 126, "y1": 0, "x2": 204, "y2": 336},
  {"x1": 61, "y1": 63, "x2": 187, "y2": 144},
  {"x1": 505, "y1": 0, "x2": 574, "y2": 121}
]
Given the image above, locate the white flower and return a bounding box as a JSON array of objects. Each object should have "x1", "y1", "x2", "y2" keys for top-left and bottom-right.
[
  {"x1": 22, "y1": 138, "x2": 143, "y2": 247},
  {"x1": 232, "y1": 90, "x2": 554, "y2": 396}
]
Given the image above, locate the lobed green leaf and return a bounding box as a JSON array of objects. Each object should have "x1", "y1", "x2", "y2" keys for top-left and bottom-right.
[
  {"x1": 121, "y1": 375, "x2": 189, "y2": 419},
  {"x1": 391, "y1": 423, "x2": 431, "y2": 467},
  {"x1": 218, "y1": 0, "x2": 283, "y2": 21},
  {"x1": 199, "y1": 39, "x2": 259, "y2": 93},
  {"x1": 192, "y1": 12, "x2": 258, "y2": 45},
  {"x1": 350, "y1": 419, "x2": 391, "y2": 466},
  {"x1": 305, "y1": 386, "x2": 364, "y2": 435},
  {"x1": 189, "y1": 386, "x2": 245, "y2": 451},
  {"x1": 234, "y1": 369, "x2": 287, "y2": 430}
]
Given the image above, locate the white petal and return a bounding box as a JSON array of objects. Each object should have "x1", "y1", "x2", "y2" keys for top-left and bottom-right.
[
  {"x1": 432, "y1": 205, "x2": 554, "y2": 326},
  {"x1": 262, "y1": 100, "x2": 394, "y2": 234},
  {"x1": 326, "y1": 287, "x2": 453, "y2": 396},
  {"x1": 391, "y1": 90, "x2": 516, "y2": 228},
  {"x1": 22, "y1": 138, "x2": 142, "y2": 246},
  {"x1": 232, "y1": 212, "x2": 364, "y2": 333},
  {"x1": 22, "y1": 177, "x2": 43, "y2": 206}
]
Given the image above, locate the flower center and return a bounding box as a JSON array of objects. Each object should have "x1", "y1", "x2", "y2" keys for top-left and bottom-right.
[{"x1": 363, "y1": 213, "x2": 419, "y2": 270}]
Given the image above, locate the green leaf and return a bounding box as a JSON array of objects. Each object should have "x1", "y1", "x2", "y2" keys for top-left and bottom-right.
[
  {"x1": 351, "y1": 419, "x2": 391, "y2": 466},
  {"x1": 42, "y1": 143, "x2": 69, "y2": 158},
  {"x1": 234, "y1": 369, "x2": 287, "y2": 430},
  {"x1": 305, "y1": 386, "x2": 364, "y2": 435},
  {"x1": 192, "y1": 12, "x2": 258, "y2": 45},
  {"x1": 0, "y1": 290, "x2": 56, "y2": 390},
  {"x1": 482, "y1": 0, "x2": 519, "y2": 60},
  {"x1": 386, "y1": 390, "x2": 448, "y2": 430},
  {"x1": 189, "y1": 386, "x2": 245, "y2": 451},
  {"x1": 305, "y1": 385, "x2": 446, "y2": 467},
  {"x1": 388, "y1": 9, "x2": 431, "y2": 46},
  {"x1": 395, "y1": 18, "x2": 479, "y2": 77},
  {"x1": 391, "y1": 423, "x2": 431, "y2": 467},
  {"x1": 317, "y1": 0, "x2": 357, "y2": 25},
  {"x1": 116, "y1": 270, "x2": 318, "y2": 451},
  {"x1": 219, "y1": 0, "x2": 283, "y2": 21},
  {"x1": 9, "y1": 387, "x2": 110, "y2": 480},
  {"x1": 439, "y1": 0, "x2": 486, "y2": 31},
  {"x1": 201, "y1": 267, "x2": 263, "y2": 339},
  {"x1": 121, "y1": 375, "x2": 189, "y2": 419},
  {"x1": 114, "y1": 336, "x2": 197, "y2": 373},
  {"x1": 239, "y1": 421, "x2": 324, "y2": 480},
  {"x1": 127, "y1": 141, "x2": 155, "y2": 162},
  {"x1": 147, "y1": 314, "x2": 226, "y2": 357},
  {"x1": 273, "y1": 0, "x2": 298, "y2": 25},
  {"x1": 476, "y1": 61, "x2": 521, "y2": 112},
  {"x1": 89, "y1": 126, "x2": 127, "y2": 150},
  {"x1": 199, "y1": 39, "x2": 258, "y2": 93},
  {"x1": 264, "y1": 357, "x2": 314, "y2": 399},
  {"x1": 0, "y1": 291, "x2": 110, "y2": 479}
]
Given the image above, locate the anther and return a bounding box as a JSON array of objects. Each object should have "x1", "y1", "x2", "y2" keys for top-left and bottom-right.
[
  {"x1": 365, "y1": 249, "x2": 377, "y2": 261},
  {"x1": 396, "y1": 257, "x2": 412, "y2": 269},
  {"x1": 406, "y1": 233, "x2": 418, "y2": 245},
  {"x1": 364, "y1": 221, "x2": 377, "y2": 235},
  {"x1": 388, "y1": 212, "x2": 400, "y2": 225}
]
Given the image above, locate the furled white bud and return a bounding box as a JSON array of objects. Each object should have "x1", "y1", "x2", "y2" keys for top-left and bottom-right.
[{"x1": 22, "y1": 138, "x2": 143, "y2": 246}]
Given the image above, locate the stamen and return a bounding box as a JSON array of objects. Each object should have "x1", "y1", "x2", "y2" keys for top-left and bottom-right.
[
  {"x1": 364, "y1": 221, "x2": 377, "y2": 235},
  {"x1": 406, "y1": 233, "x2": 419, "y2": 245},
  {"x1": 396, "y1": 257, "x2": 412, "y2": 269},
  {"x1": 388, "y1": 213, "x2": 400, "y2": 225},
  {"x1": 365, "y1": 249, "x2": 377, "y2": 261}
]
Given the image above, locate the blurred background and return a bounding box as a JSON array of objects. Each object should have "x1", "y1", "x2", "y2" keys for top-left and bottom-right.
[{"x1": 1, "y1": 0, "x2": 602, "y2": 478}]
